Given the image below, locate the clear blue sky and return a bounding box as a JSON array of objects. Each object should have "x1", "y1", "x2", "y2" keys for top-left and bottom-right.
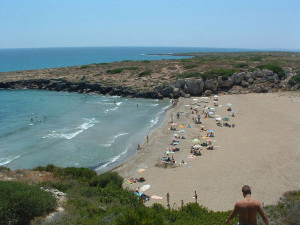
[{"x1": 0, "y1": 0, "x2": 299, "y2": 50}]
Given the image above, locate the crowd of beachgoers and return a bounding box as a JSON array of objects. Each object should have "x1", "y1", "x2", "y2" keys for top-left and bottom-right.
[{"x1": 122, "y1": 95, "x2": 239, "y2": 204}]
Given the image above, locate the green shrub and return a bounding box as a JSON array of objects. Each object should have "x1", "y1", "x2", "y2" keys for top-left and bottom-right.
[
  {"x1": 89, "y1": 171, "x2": 123, "y2": 188},
  {"x1": 139, "y1": 70, "x2": 152, "y2": 76},
  {"x1": 202, "y1": 69, "x2": 236, "y2": 80},
  {"x1": 257, "y1": 64, "x2": 286, "y2": 79},
  {"x1": 177, "y1": 72, "x2": 202, "y2": 78},
  {"x1": 249, "y1": 56, "x2": 262, "y2": 61},
  {"x1": 288, "y1": 71, "x2": 300, "y2": 86},
  {"x1": 126, "y1": 67, "x2": 139, "y2": 70},
  {"x1": 106, "y1": 67, "x2": 139, "y2": 74},
  {"x1": 56, "y1": 167, "x2": 97, "y2": 183},
  {"x1": 184, "y1": 64, "x2": 198, "y2": 69},
  {"x1": 107, "y1": 68, "x2": 125, "y2": 74},
  {"x1": 235, "y1": 62, "x2": 248, "y2": 68},
  {"x1": 95, "y1": 62, "x2": 109, "y2": 66},
  {"x1": 80, "y1": 65, "x2": 91, "y2": 69},
  {"x1": 33, "y1": 164, "x2": 58, "y2": 172},
  {"x1": 0, "y1": 166, "x2": 11, "y2": 172},
  {"x1": 141, "y1": 60, "x2": 151, "y2": 63},
  {"x1": 0, "y1": 181, "x2": 57, "y2": 225}
]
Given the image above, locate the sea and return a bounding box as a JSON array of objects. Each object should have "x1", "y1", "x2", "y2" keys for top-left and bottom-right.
[{"x1": 0, "y1": 46, "x2": 258, "y2": 173}]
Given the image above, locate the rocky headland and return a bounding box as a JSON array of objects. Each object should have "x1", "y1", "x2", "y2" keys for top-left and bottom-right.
[{"x1": 0, "y1": 51, "x2": 299, "y2": 98}]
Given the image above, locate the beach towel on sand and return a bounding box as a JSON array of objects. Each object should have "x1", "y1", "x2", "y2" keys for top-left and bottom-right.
[{"x1": 151, "y1": 195, "x2": 163, "y2": 200}]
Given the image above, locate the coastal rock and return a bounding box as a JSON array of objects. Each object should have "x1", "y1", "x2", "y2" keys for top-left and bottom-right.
[
  {"x1": 183, "y1": 78, "x2": 204, "y2": 96},
  {"x1": 172, "y1": 88, "x2": 180, "y2": 98},
  {"x1": 204, "y1": 79, "x2": 218, "y2": 92},
  {"x1": 241, "y1": 80, "x2": 249, "y2": 87},
  {"x1": 247, "y1": 78, "x2": 254, "y2": 84},
  {"x1": 252, "y1": 69, "x2": 264, "y2": 78},
  {"x1": 232, "y1": 72, "x2": 246, "y2": 84},
  {"x1": 218, "y1": 77, "x2": 233, "y2": 87},
  {"x1": 262, "y1": 69, "x2": 273, "y2": 76},
  {"x1": 173, "y1": 79, "x2": 186, "y2": 89},
  {"x1": 250, "y1": 84, "x2": 269, "y2": 93},
  {"x1": 204, "y1": 90, "x2": 213, "y2": 96}
]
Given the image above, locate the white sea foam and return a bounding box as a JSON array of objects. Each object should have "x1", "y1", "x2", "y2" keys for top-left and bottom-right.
[
  {"x1": 96, "y1": 149, "x2": 128, "y2": 170},
  {"x1": 0, "y1": 155, "x2": 20, "y2": 166},
  {"x1": 42, "y1": 118, "x2": 99, "y2": 140},
  {"x1": 148, "y1": 104, "x2": 171, "y2": 129},
  {"x1": 104, "y1": 106, "x2": 119, "y2": 113},
  {"x1": 100, "y1": 133, "x2": 128, "y2": 147}
]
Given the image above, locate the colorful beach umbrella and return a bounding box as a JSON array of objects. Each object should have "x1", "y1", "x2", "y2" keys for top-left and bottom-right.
[
  {"x1": 223, "y1": 117, "x2": 230, "y2": 121},
  {"x1": 171, "y1": 123, "x2": 177, "y2": 126},
  {"x1": 179, "y1": 125, "x2": 185, "y2": 128}
]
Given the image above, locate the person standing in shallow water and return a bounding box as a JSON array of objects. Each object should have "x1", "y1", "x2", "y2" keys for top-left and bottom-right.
[{"x1": 226, "y1": 185, "x2": 269, "y2": 225}]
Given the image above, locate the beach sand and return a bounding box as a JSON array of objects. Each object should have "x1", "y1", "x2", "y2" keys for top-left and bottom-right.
[{"x1": 113, "y1": 92, "x2": 300, "y2": 211}]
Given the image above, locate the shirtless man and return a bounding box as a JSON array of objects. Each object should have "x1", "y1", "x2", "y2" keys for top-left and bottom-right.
[{"x1": 226, "y1": 185, "x2": 269, "y2": 225}]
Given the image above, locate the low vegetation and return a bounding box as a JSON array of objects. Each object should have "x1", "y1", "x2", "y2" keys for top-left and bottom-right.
[
  {"x1": 0, "y1": 181, "x2": 57, "y2": 225},
  {"x1": 184, "y1": 64, "x2": 198, "y2": 69},
  {"x1": 256, "y1": 64, "x2": 286, "y2": 79},
  {"x1": 288, "y1": 70, "x2": 300, "y2": 86},
  {"x1": 138, "y1": 69, "x2": 152, "y2": 77},
  {"x1": 106, "y1": 67, "x2": 139, "y2": 74},
  {"x1": 177, "y1": 69, "x2": 236, "y2": 81}
]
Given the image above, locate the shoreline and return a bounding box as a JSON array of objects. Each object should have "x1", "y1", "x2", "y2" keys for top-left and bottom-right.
[{"x1": 113, "y1": 92, "x2": 300, "y2": 211}]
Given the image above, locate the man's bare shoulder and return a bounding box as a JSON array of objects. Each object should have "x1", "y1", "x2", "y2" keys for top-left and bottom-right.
[{"x1": 237, "y1": 197, "x2": 262, "y2": 207}]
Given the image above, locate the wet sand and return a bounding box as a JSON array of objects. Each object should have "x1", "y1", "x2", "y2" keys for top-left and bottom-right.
[{"x1": 113, "y1": 92, "x2": 300, "y2": 211}]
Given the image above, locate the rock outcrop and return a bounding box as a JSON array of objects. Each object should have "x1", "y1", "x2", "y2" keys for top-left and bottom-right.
[{"x1": 0, "y1": 69, "x2": 298, "y2": 99}]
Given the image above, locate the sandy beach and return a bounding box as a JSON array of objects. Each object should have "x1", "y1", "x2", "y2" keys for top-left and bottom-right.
[{"x1": 113, "y1": 92, "x2": 300, "y2": 211}]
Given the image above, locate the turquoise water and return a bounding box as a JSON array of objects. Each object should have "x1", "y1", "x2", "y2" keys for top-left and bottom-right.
[
  {"x1": 0, "y1": 89, "x2": 171, "y2": 172},
  {"x1": 0, "y1": 46, "x2": 256, "y2": 72}
]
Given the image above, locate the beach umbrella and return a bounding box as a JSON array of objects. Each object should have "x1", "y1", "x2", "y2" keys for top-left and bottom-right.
[
  {"x1": 179, "y1": 125, "x2": 185, "y2": 128},
  {"x1": 173, "y1": 133, "x2": 179, "y2": 137},
  {"x1": 216, "y1": 118, "x2": 222, "y2": 121},
  {"x1": 215, "y1": 115, "x2": 221, "y2": 118},
  {"x1": 192, "y1": 139, "x2": 201, "y2": 144},
  {"x1": 223, "y1": 117, "x2": 230, "y2": 121},
  {"x1": 193, "y1": 145, "x2": 202, "y2": 148},
  {"x1": 208, "y1": 130, "x2": 215, "y2": 132},
  {"x1": 164, "y1": 151, "x2": 174, "y2": 154},
  {"x1": 140, "y1": 184, "x2": 150, "y2": 192},
  {"x1": 194, "y1": 106, "x2": 200, "y2": 109},
  {"x1": 200, "y1": 125, "x2": 205, "y2": 128},
  {"x1": 196, "y1": 116, "x2": 202, "y2": 119},
  {"x1": 193, "y1": 98, "x2": 198, "y2": 101},
  {"x1": 171, "y1": 123, "x2": 177, "y2": 126},
  {"x1": 227, "y1": 103, "x2": 232, "y2": 107},
  {"x1": 214, "y1": 95, "x2": 218, "y2": 98},
  {"x1": 180, "y1": 130, "x2": 186, "y2": 133},
  {"x1": 209, "y1": 112, "x2": 214, "y2": 114},
  {"x1": 209, "y1": 107, "x2": 215, "y2": 110}
]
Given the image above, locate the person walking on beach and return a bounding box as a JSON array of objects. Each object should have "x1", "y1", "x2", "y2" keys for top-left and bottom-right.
[{"x1": 226, "y1": 185, "x2": 269, "y2": 225}]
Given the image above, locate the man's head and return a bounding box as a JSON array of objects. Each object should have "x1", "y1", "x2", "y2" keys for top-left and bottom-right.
[{"x1": 242, "y1": 185, "x2": 251, "y2": 196}]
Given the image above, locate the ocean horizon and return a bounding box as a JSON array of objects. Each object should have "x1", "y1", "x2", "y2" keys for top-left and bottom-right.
[{"x1": 0, "y1": 46, "x2": 271, "y2": 73}]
